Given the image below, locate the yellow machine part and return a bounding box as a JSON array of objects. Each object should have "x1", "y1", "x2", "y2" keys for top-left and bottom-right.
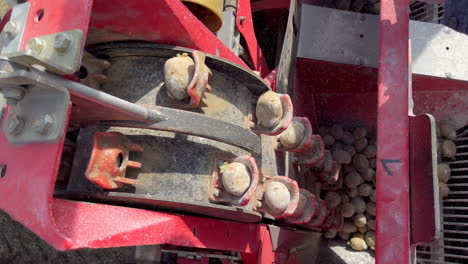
[{"x1": 182, "y1": 0, "x2": 223, "y2": 32}]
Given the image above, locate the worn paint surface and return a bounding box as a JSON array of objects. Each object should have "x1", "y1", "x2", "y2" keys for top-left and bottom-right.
[{"x1": 377, "y1": 0, "x2": 410, "y2": 263}]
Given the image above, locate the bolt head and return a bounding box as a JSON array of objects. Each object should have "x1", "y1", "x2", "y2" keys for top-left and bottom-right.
[
  {"x1": 54, "y1": 32, "x2": 72, "y2": 52},
  {"x1": 213, "y1": 188, "x2": 221, "y2": 197},
  {"x1": 7, "y1": 116, "x2": 24, "y2": 135},
  {"x1": 33, "y1": 114, "x2": 54, "y2": 135},
  {"x1": 4, "y1": 21, "x2": 17, "y2": 39},
  {"x1": 27, "y1": 38, "x2": 45, "y2": 55}
]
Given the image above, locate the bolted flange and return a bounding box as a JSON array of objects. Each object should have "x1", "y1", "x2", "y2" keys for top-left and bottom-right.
[
  {"x1": 33, "y1": 114, "x2": 54, "y2": 135},
  {"x1": 6, "y1": 115, "x2": 24, "y2": 136},
  {"x1": 53, "y1": 32, "x2": 72, "y2": 52}
]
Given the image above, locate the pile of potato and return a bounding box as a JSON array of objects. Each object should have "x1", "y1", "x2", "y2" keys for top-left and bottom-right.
[
  {"x1": 437, "y1": 123, "x2": 457, "y2": 199},
  {"x1": 318, "y1": 125, "x2": 376, "y2": 251}
]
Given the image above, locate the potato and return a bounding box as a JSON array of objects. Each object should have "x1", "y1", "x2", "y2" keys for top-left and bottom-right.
[
  {"x1": 164, "y1": 54, "x2": 195, "y2": 100},
  {"x1": 439, "y1": 181, "x2": 450, "y2": 199},
  {"x1": 343, "y1": 164, "x2": 355, "y2": 174},
  {"x1": 358, "y1": 225, "x2": 368, "y2": 234},
  {"x1": 256, "y1": 91, "x2": 283, "y2": 128},
  {"x1": 325, "y1": 192, "x2": 341, "y2": 207},
  {"x1": 353, "y1": 127, "x2": 367, "y2": 139},
  {"x1": 345, "y1": 171, "x2": 362, "y2": 189},
  {"x1": 330, "y1": 125, "x2": 344, "y2": 140},
  {"x1": 369, "y1": 158, "x2": 376, "y2": 169},
  {"x1": 338, "y1": 231, "x2": 351, "y2": 241},
  {"x1": 323, "y1": 135, "x2": 336, "y2": 147},
  {"x1": 332, "y1": 150, "x2": 352, "y2": 164},
  {"x1": 353, "y1": 233, "x2": 365, "y2": 240},
  {"x1": 279, "y1": 121, "x2": 305, "y2": 149},
  {"x1": 353, "y1": 154, "x2": 369, "y2": 173},
  {"x1": 361, "y1": 168, "x2": 375, "y2": 182},
  {"x1": 351, "y1": 197, "x2": 366, "y2": 213},
  {"x1": 440, "y1": 123, "x2": 457, "y2": 140},
  {"x1": 367, "y1": 219, "x2": 376, "y2": 230},
  {"x1": 341, "y1": 193, "x2": 350, "y2": 204},
  {"x1": 365, "y1": 231, "x2": 376, "y2": 250},
  {"x1": 358, "y1": 183, "x2": 373, "y2": 196},
  {"x1": 441, "y1": 140, "x2": 457, "y2": 159},
  {"x1": 353, "y1": 137, "x2": 368, "y2": 152},
  {"x1": 341, "y1": 202, "x2": 355, "y2": 218},
  {"x1": 221, "y1": 162, "x2": 251, "y2": 196},
  {"x1": 342, "y1": 221, "x2": 358, "y2": 233},
  {"x1": 341, "y1": 131, "x2": 354, "y2": 145},
  {"x1": 349, "y1": 237, "x2": 368, "y2": 251},
  {"x1": 364, "y1": 145, "x2": 377, "y2": 158},
  {"x1": 348, "y1": 188, "x2": 359, "y2": 198},
  {"x1": 317, "y1": 127, "x2": 329, "y2": 137},
  {"x1": 354, "y1": 213, "x2": 367, "y2": 227},
  {"x1": 331, "y1": 141, "x2": 344, "y2": 152},
  {"x1": 324, "y1": 230, "x2": 337, "y2": 239},
  {"x1": 343, "y1": 145, "x2": 357, "y2": 156},
  {"x1": 366, "y1": 202, "x2": 376, "y2": 216},
  {"x1": 438, "y1": 163, "x2": 451, "y2": 183},
  {"x1": 370, "y1": 189, "x2": 376, "y2": 202}
]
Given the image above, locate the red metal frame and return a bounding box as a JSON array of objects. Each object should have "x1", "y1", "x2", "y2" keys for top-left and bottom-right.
[
  {"x1": 0, "y1": 1, "x2": 302, "y2": 263},
  {"x1": 377, "y1": 0, "x2": 410, "y2": 263},
  {"x1": 19, "y1": 0, "x2": 93, "y2": 51},
  {"x1": 87, "y1": 0, "x2": 269, "y2": 77},
  {"x1": 236, "y1": 0, "x2": 270, "y2": 76}
]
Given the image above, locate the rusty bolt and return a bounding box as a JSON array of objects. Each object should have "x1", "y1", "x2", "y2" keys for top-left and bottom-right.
[
  {"x1": 7, "y1": 115, "x2": 24, "y2": 135},
  {"x1": 4, "y1": 21, "x2": 18, "y2": 39},
  {"x1": 213, "y1": 188, "x2": 221, "y2": 197},
  {"x1": 27, "y1": 37, "x2": 45, "y2": 55},
  {"x1": 33, "y1": 114, "x2": 54, "y2": 135},
  {"x1": 54, "y1": 32, "x2": 72, "y2": 52}
]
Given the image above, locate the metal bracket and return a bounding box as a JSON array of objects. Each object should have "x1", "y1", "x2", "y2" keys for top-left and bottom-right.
[
  {"x1": 3, "y1": 85, "x2": 70, "y2": 144},
  {"x1": 4, "y1": 29, "x2": 83, "y2": 74},
  {"x1": 0, "y1": 2, "x2": 30, "y2": 56}
]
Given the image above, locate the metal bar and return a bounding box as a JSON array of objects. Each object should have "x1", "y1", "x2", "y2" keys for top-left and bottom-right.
[
  {"x1": 443, "y1": 253, "x2": 468, "y2": 260},
  {"x1": 443, "y1": 237, "x2": 468, "y2": 243},
  {"x1": 442, "y1": 245, "x2": 468, "y2": 251},
  {"x1": 377, "y1": 0, "x2": 410, "y2": 263},
  {"x1": 442, "y1": 229, "x2": 468, "y2": 234},
  {"x1": 442, "y1": 199, "x2": 468, "y2": 202},
  {"x1": 446, "y1": 183, "x2": 468, "y2": 187},
  {"x1": 443, "y1": 206, "x2": 468, "y2": 210},
  {"x1": 456, "y1": 144, "x2": 468, "y2": 149},
  {"x1": 0, "y1": 60, "x2": 261, "y2": 153},
  {"x1": 443, "y1": 191, "x2": 468, "y2": 194},
  {"x1": 445, "y1": 160, "x2": 468, "y2": 165},
  {"x1": 414, "y1": 259, "x2": 460, "y2": 264},
  {"x1": 442, "y1": 213, "x2": 468, "y2": 218},
  {"x1": 443, "y1": 222, "x2": 468, "y2": 226},
  {"x1": 456, "y1": 137, "x2": 468, "y2": 141}
]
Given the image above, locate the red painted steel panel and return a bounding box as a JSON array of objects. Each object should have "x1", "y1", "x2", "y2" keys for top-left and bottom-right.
[
  {"x1": 20, "y1": 0, "x2": 93, "y2": 50},
  {"x1": 88, "y1": 0, "x2": 252, "y2": 71},
  {"x1": 236, "y1": 0, "x2": 270, "y2": 76},
  {"x1": 377, "y1": 0, "x2": 411, "y2": 263}
]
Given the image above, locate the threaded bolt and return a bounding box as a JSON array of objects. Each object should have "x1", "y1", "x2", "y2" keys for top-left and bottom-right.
[
  {"x1": 7, "y1": 115, "x2": 24, "y2": 135},
  {"x1": 27, "y1": 38, "x2": 45, "y2": 55},
  {"x1": 54, "y1": 32, "x2": 72, "y2": 52},
  {"x1": 33, "y1": 114, "x2": 54, "y2": 135},
  {"x1": 4, "y1": 21, "x2": 17, "y2": 39}
]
